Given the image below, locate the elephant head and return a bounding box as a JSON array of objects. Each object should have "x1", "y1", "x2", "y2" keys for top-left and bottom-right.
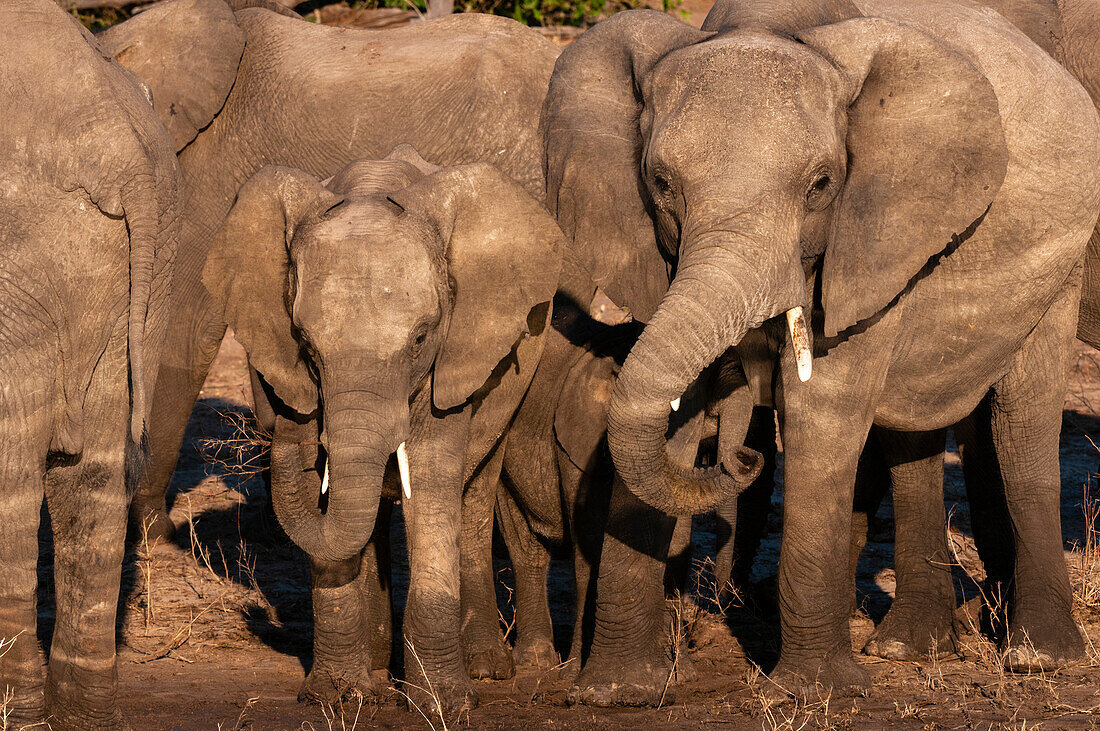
[
  {"x1": 544, "y1": 9, "x2": 1008, "y2": 516},
  {"x1": 203, "y1": 147, "x2": 563, "y2": 562}
]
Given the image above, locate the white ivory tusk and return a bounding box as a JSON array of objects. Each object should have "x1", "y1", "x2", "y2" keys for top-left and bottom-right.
[
  {"x1": 786, "y1": 306, "x2": 813, "y2": 383},
  {"x1": 320, "y1": 459, "x2": 329, "y2": 496},
  {"x1": 397, "y1": 442, "x2": 411, "y2": 500},
  {"x1": 670, "y1": 397, "x2": 681, "y2": 412}
]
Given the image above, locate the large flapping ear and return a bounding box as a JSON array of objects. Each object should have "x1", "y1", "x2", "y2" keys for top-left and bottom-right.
[
  {"x1": 202, "y1": 166, "x2": 338, "y2": 414},
  {"x1": 797, "y1": 18, "x2": 1009, "y2": 337},
  {"x1": 98, "y1": 0, "x2": 244, "y2": 152},
  {"x1": 542, "y1": 10, "x2": 712, "y2": 323},
  {"x1": 388, "y1": 164, "x2": 565, "y2": 411},
  {"x1": 555, "y1": 349, "x2": 617, "y2": 476}
]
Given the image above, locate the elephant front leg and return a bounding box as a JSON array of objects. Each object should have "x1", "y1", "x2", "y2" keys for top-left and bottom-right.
[
  {"x1": 568, "y1": 475, "x2": 677, "y2": 707},
  {"x1": 459, "y1": 445, "x2": 515, "y2": 680},
  {"x1": 863, "y1": 428, "x2": 959, "y2": 661},
  {"x1": 402, "y1": 405, "x2": 476, "y2": 718},
  {"x1": 300, "y1": 554, "x2": 376, "y2": 705},
  {"x1": 771, "y1": 333, "x2": 890, "y2": 698}
]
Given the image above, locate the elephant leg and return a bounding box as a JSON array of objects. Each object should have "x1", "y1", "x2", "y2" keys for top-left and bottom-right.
[
  {"x1": 0, "y1": 416, "x2": 48, "y2": 726},
  {"x1": 771, "y1": 325, "x2": 893, "y2": 698},
  {"x1": 402, "y1": 405, "x2": 476, "y2": 718},
  {"x1": 955, "y1": 407, "x2": 1015, "y2": 635},
  {"x1": 299, "y1": 554, "x2": 373, "y2": 705},
  {"x1": 977, "y1": 282, "x2": 1083, "y2": 672},
  {"x1": 715, "y1": 406, "x2": 777, "y2": 604},
  {"x1": 459, "y1": 444, "x2": 514, "y2": 680},
  {"x1": 849, "y1": 435, "x2": 889, "y2": 612},
  {"x1": 496, "y1": 482, "x2": 558, "y2": 671},
  {"x1": 863, "y1": 428, "x2": 959, "y2": 660},
  {"x1": 568, "y1": 475, "x2": 677, "y2": 708},
  {"x1": 561, "y1": 449, "x2": 611, "y2": 673},
  {"x1": 361, "y1": 500, "x2": 393, "y2": 677},
  {"x1": 130, "y1": 289, "x2": 227, "y2": 542},
  {"x1": 44, "y1": 354, "x2": 128, "y2": 728}
]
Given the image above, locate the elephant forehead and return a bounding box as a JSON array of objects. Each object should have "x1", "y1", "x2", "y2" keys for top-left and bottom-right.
[
  {"x1": 648, "y1": 35, "x2": 842, "y2": 166},
  {"x1": 292, "y1": 217, "x2": 442, "y2": 334}
]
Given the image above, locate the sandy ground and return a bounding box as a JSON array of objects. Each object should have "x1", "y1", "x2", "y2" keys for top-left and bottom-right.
[{"x1": 36, "y1": 332, "x2": 1086, "y2": 729}]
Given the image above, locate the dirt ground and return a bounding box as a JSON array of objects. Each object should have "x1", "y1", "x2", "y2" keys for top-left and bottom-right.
[{"x1": 36, "y1": 332, "x2": 1083, "y2": 730}]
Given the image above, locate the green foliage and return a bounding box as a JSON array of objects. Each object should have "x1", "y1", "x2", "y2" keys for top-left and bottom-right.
[
  {"x1": 55, "y1": 1, "x2": 131, "y2": 31},
  {"x1": 354, "y1": 0, "x2": 682, "y2": 26}
]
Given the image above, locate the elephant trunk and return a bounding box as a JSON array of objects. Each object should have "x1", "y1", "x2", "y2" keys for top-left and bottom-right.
[
  {"x1": 607, "y1": 229, "x2": 804, "y2": 516},
  {"x1": 271, "y1": 383, "x2": 409, "y2": 563}
]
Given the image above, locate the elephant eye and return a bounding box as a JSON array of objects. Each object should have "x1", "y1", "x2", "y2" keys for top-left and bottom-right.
[
  {"x1": 411, "y1": 326, "x2": 429, "y2": 358},
  {"x1": 805, "y1": 172, "x2": 835, "y2": 210},
  {"x1": 653, "y1": 173, "x2": 673, "y2": 197}
]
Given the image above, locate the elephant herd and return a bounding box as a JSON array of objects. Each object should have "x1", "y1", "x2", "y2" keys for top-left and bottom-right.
[{"x1": 2, "y1": 0, "x2": 1099, "y2": 726}]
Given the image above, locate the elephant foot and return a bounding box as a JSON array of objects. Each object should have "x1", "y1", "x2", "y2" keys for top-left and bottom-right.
[
  {"x1": 567, "y1": 654, "x2": 674, "y2": 707},
  {"x1": 764, "y1": 652, "x2": 870, "y2": 700},
  {"x1": 863, "y1": 599, "x2": 958, "y2": 661},
  {"x1": 298, "y1": 665, "x2": 381, "y2": 705},
  {"x1": 513, "y1": 636, "x2": 559, "y2": 671},
  {"x1": 402, "y1": 677, "x2": 477, "y2": 720},
  {"x1": 45, "y1": 702, "x2": 126, "y2": 731},
  {"x1": 464, "y1": 639, "x2": 515, "y2": 680},
  {"x1": 1003, "y1": 611, "x2": 1084, "y2": 673},
  {"x1": 130, "y1": 503, "x2": 175, "y2": 544}
]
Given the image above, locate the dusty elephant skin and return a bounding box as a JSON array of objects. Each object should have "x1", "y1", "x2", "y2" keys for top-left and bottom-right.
[
  {"x1": 542, "y1": 0, "x2": 1100, "y2": 705},
  {"x1": 95, "y1": 0, "x2": 560, "y2": 543},
  {"x1": 0, "y1": 1, "x2": 180, "y2": 727},
  {"x1": 202, "y1": 148, "x2": 564, "y2": 717}
]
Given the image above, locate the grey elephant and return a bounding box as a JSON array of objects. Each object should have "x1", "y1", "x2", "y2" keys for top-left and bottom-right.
[
  {"x1": 202, "y1": 148, "x2": 564, "y2": 715},
  {"x1": 541, "y1": 0, "x2": 1100, "y2": 704},
  {"x1": 0, "y1": 1, "x2": 180, "y2": 727},
  {"x1": 96, "y1": 0, "x2": 560, "y2": 541}
]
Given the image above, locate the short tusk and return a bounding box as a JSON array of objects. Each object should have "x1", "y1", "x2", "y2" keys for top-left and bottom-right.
[
  {"x1": 397, "y1": 442, "x2": 411, "y2": 500},
  {"x1": 786, "y1": 306, "x2": 812, "y2": 383},
  {"x1": 320, "y1": 459, "x2": 329, "y2": 496},
  {"x1": 670, "y1": 397, "x2": 681, "y2": 412}
]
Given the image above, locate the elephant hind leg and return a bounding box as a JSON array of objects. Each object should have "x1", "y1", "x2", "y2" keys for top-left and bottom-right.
[
  {"x1": 43, "y1": 340, "x2": 129, "y2": 728},
  {"x1": 0, "y1": 409, "x2": 49, "y2": 726},
  {"x1": 970, "y1": 277, "x2": 1084, "y2": 672},
  {"x1": 863, "y1": 427, "x2": 959, "y2": 662}
]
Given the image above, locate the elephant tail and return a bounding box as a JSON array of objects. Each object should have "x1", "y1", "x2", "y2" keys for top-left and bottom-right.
[{"x1": 121, "y1": 172, "x2": 159, "y2": 446}]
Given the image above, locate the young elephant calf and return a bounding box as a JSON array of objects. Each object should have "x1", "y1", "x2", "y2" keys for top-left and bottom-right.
[{"x1": 202, "y1": 147, "x2": 564, "y2": 716}]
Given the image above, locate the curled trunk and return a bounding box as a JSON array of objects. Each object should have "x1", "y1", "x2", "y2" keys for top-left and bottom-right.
[
  {"x1": 271, "y1": 391, "x2": 407, "y2": 563},
  {"x1": 608, "y1": 231, "x2": 804, "y2": 516}
]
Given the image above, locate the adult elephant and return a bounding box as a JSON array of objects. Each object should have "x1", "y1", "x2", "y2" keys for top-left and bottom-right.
[
  {"x1": 843, "y1": 0, "x2": 1100, "y2": 665},
  {"x1": 96, "y1": 0, "x2": 560, "y2": 540},
  {"x1": 545, "y1": 0, "x2": 1100, "y2": 704},
  {"x1": 203, "y1": 149, "x2": 563, "y2": 714},
  {"x1": 0, "y1": 1, "x2": 179, "y2": 726}
]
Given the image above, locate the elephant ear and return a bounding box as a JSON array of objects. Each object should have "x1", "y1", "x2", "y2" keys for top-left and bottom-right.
[
  {"x1": 797, "y1": 18, "x2": 1009, "y2": 337},
  {"x1": 388, "y1": 164, "x2": 565, "y2": 411},
  {"x1": 555, "y1": 350, "x2": 616, "y2": 475},
  {"x1": 202, "y1": 166, "x2": 338, "y2": 415},
  {"x1": 97, "y1": 0, "x2": 244, "y2": 152},
  {"x1": 543, "y1": 10, "x2": 712, "y2": 323}
]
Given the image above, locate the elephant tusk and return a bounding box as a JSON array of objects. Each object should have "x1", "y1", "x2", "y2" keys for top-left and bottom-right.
[
  {"x1": 786, "y1": 306, "x2": 812, "y2": 383},
  {"x1": 397, "y1": 442, "x2": 411, "y2": 500},
  {"x1": 320, "y1": 459, "x2": 330, "y2": 496},
  {"x1": 670, "y1": 397, "x2": 681, "y2": 412}
]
